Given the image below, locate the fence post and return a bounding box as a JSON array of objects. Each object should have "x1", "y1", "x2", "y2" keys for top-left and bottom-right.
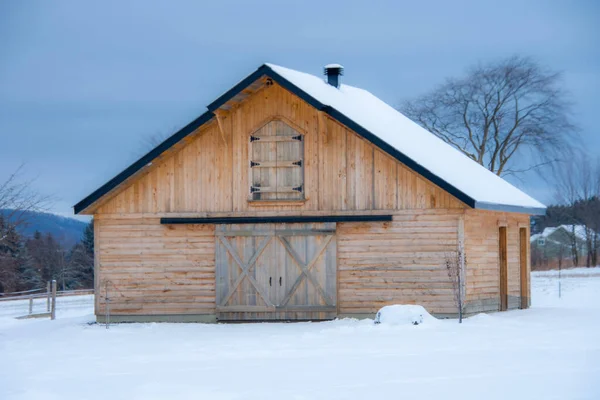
[
  {"x1": 29, "y1": 295, "x2": 33, "y2": 315},
  {"x1": 50, "y1": 280, "x2": 57, "y2": 320},
  {"x1": 46, "y1": 281, "x2": 51, "y2": 312}
]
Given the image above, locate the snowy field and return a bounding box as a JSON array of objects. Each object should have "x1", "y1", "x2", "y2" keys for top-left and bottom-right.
[{"x1": 1, "y1": 270, "x2": 599, "y2": 400}]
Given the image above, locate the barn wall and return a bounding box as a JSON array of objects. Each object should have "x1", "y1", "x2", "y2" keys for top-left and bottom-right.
[
  {"x1": 94, "y1": 208, "x2": 531, "y2": 320},
  {"x1": 464, "y1": 210, "x2": 530, "y2": 313},
  {"x1": 95, "y1": 210, "x2": 464, "y2": 320},
  {"x1": 337, "y1": 210, "x2": 462, "y2": 316},
  {"x1": 95, "y1": 83, "x2": 466, "y2": 215},
  {"x1": 95, "y1": 216, "x2": 216, "y2": 320}
]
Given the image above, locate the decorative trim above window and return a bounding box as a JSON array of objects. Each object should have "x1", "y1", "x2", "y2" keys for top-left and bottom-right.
[{"x1": 249, "y1": 120, "x2": 305, "y2": 201}]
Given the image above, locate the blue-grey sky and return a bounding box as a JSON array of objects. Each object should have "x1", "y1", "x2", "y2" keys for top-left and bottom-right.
[{"x1": 1, "y1": 0, "x2": 598, "y2": 217}]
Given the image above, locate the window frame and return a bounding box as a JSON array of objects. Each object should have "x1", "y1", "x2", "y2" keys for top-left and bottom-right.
[{"x1": 247, "y1": 118, "x2": 306, "y2": 203}]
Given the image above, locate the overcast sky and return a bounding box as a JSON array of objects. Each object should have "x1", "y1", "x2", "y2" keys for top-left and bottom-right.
[{"x1": 1, "y1": 0, "x2": 598, "y2": 218}]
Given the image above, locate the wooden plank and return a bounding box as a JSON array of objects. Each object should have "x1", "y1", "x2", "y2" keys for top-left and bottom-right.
[
  {"x1": 250, "y1": 186, "x2": 301, "y2": 193},
  {"x1": 250, "y1": 135, "x2": 301, "y2": 142},
  {"x1": 519, "y1": 227, "x2": 529, "y2": 309},
  {"x1": 217, "y1": 229, "x2": 335, "y2": 237},
  {"x1": 499, "y1": 226, "x2": 508, "y2": 311},
  {"x1": 275, "y1": 306, "x2": 336, "y2": 312},
  {"x1": 216, "y1": 306, "x2": 275, "y2": 312},
  {"x1": 250, "y1": 161, "x2": 301, "y2": 168}
]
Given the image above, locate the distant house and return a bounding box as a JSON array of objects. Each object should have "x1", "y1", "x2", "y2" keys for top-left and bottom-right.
[
  {"x1": 530, "y1": 225, "x2": 589, "y2": 269},
  {"x1": 74, "y1": 63, "x2": 545, "y2": 322}
]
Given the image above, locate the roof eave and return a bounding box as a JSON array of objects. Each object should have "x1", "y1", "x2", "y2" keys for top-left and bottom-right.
[{"x1": 474, "y1": 201, "x2": 546, "y2": 216}]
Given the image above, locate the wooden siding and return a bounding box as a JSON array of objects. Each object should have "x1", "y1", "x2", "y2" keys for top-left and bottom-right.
[
  {"x1": 95, "y1": 209, "x2": 532, "y2": 318},
  {"x1": 95, "y1": 83, "x2": 465, "y2": 215},
  {"x1": 96, "y1": 211, "x2": 464, "y2": 318},
  {"x1": 95, "y1": 217, "x2": 216, "y2": 316},
  {"x1": 337, "y1": 210, "x2": 462, "y2": 316},
  {"x1": 88, "y1": 80, "x2": 533, "y2": 321},
  {"x1": 463, "y1": 210, "x2": 530, "y2": 313}
]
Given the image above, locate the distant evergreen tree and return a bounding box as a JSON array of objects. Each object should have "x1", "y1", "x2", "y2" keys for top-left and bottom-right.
[
  {"x1": 67, "y1": 242, "x2": 94, "y2": 289},
  {"x1": 0, "y1": 218, "x2": 96, "y2": 292},
  {"x1": 82, "y1": 220, "x2": 94, "y2": 257},
  {"x1": 0, "y1": 215, "x2": 25, "y2": 293},
  {"x1": 17, "y1": 245, "x2": 42, "y2": 291}
]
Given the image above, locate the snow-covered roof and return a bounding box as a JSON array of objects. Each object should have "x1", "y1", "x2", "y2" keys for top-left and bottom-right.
[
  {"x1": 266, "y1": 63, "x2": 545, "y2": 214},
  {"x1": 75, "y1": 63, "x2": 547, "y2": 215},
  {"x1": 531, "y1": 225, "x2": 589, "y2": 243}
]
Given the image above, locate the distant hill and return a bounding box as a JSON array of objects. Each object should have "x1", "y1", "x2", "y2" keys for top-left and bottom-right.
[{"x1": 0, "y1": 209, "x2": 88, "y2": 248}]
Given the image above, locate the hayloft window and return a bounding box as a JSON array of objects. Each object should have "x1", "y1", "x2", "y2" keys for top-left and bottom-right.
[{"x1": 249, "y1": 120, "x2": 304, "y2": 201}]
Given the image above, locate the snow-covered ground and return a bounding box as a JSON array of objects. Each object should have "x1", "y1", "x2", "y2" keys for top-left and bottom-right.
[{"x1": 1, "y1": 271, "x2": 599, "y2": 400}]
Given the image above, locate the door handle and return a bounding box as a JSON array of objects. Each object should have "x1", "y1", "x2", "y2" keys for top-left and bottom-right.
[
  {"x1": 279, "y1": 277, "x2": 282, "y2": 286},
  {"x1": 269, "y1": 277, "x2": 272, "y2": 286}
]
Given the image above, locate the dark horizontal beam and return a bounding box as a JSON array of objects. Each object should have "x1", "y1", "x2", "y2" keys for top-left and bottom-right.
[{"x1": 160, "y1": 215, "x2": 393, "y2": 225}]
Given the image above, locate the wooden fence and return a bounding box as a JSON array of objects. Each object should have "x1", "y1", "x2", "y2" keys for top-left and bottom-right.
[{"x1": 0, "y1": 282, "x2": 94, "y2": 319}]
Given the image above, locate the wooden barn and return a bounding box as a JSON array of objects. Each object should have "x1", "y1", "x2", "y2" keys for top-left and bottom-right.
[{"x1": 74, "y1": 63, "x2": 546, "y2": 322}]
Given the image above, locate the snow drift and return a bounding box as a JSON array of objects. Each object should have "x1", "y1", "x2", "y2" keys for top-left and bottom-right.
[{"x1": 374, "y1": 304, "x2": 438, "y2": 326}]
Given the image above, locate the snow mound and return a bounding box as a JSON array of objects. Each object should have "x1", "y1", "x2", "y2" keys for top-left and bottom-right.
[{"x1": 374, "y1": 305, "x2": 437, "y2": 326}]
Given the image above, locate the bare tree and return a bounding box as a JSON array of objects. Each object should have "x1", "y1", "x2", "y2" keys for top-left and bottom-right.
[
  {"x1": 137, "y1": 129, "x2": 178, "y2": 156},
  {"x1": 0, "y1": 164, "x2": 52, "y2": 243},
  {"x1": 554, "y1": 153, "x2": 600, "y2": 267},
  {"x1": 141, "y1": 131, "x2": 170, "y2": 151},
  {"x1": 400, "y1": 56, "x2": 577, "y2": 177}
]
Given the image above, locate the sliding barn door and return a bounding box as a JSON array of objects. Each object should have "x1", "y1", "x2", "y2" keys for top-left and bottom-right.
[{"x1": 215, "y1": 223, "x2": 337, "y2": 321}]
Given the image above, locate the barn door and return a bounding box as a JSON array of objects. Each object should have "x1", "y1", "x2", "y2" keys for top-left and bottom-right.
[{"x1": 215, "y1": 223, "x2": 336, "y2": 321}]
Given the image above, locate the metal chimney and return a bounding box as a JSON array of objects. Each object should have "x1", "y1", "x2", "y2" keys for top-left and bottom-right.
[{"x1": 324, "y1": 64, "x2": 344, "y2": 88}]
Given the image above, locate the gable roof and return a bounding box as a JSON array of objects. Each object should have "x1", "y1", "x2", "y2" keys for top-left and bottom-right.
[{"x1": 74, "y1": 63, "x2": 546, "y2": 215}]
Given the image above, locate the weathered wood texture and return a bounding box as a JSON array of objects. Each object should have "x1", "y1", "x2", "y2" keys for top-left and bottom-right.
[
  {"x1": 499, "y1": 226, "x2": 508, "y2": 311},
  {"x1": 250, "y1": 120, "x2": 304, "y2": 201},
  {"x1": 89, "y1": 81, "x2": 532, "y2": 321},
  {"x1": 96, "y1": 209, "x2": 531, "y2": 318},
  {"x1": 215, "y1": 223, "x2": 336, "y2": 321},
  {"x1": 337, "y1": 210, "x2": 462, "y2": 315},
  {"x1": 97, "y1": 211, "x2": 464, "y2": 317},
  {"x1": 463, "y1": 210, "x2": 530, "y2": 313},
  {"x1": 519, "y1": 227, "x2": 531, "y2": 309},
  {"x1": 95, "y1": 218, "x2": 216, "y2": 315},
  {"x1": 94, "y1": 83, "x2": 465, "y2": 215}
]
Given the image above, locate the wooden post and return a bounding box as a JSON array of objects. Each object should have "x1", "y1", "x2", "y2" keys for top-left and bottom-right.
[
  {"x1": 105, "y1": 281, "x2": 110, "y2": 329},
  {"x1": 519, "y1": 227, "x2": 529, "y2": 309},
  {"x1": 50, "y1": 280, "x2": 57, "y2": 320},
  {"x1": 499, "y1": 227, "x2": 508, "y2": 311},
  {"x1": 29, "y1": 295, "x2": 33, "y2": 315},
  {"x1": 46, "y1": 281, "x2": 51, "y2": 312}
]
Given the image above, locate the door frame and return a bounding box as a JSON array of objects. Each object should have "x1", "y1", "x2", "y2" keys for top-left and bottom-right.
[
  {"x1": 519, "y1": 227, "x2": 529, "y2": 309},
  {"x1": 499, "y1": 226, "x2": 508, "y2": 311}
]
